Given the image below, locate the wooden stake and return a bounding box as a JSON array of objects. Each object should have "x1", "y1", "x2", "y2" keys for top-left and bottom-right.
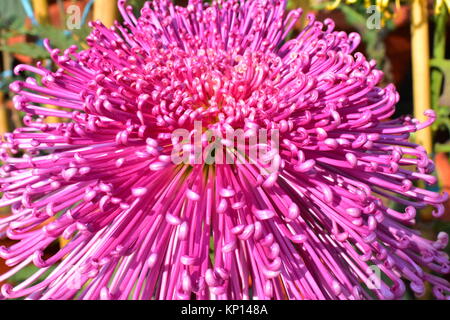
[
  {"x1": 93, "y1": 0, "x2": 118, "y2": 28},
  {"x1": 32, "y1": 0, "x2": 50, "y2": 24},
  {"x1": 411, "y1": 0, "x2": 432, "y2": 154}
]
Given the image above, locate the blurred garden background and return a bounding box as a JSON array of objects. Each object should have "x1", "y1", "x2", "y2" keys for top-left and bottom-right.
[{"x1": 0, "y1": 0, "x2": 449, "y2": 299}]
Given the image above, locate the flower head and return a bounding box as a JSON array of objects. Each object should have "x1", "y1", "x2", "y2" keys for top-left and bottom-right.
[{"x1": 0, "y1": 0, "x2": 449, "y2": 300}]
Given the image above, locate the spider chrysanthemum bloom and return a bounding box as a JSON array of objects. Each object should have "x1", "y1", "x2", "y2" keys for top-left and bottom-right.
[{"x1": 0, "y1": 0, "x2": 449, "y2": 300}]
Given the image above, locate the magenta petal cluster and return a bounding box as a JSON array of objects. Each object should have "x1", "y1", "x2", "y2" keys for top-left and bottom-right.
[{"x1": 0, "y1": 0, "x2": 449, "y2": 300}]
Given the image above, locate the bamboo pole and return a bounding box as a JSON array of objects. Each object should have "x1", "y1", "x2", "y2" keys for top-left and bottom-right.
[
  {"x1": 93, "y1": 0, "x2": 118, "y2": 27},
  {"x1": 0, "y1": 92, "x2": 9, "y2": 136},
  {"x1": 411, "y1": 0, "x2": 432, "y2": 154},
  {"x1": 32, "y1": 0, "x2": 50, "y2": 24},
  {"x1": 0, "y1": 35, "x2": 10, "y2": 135}
]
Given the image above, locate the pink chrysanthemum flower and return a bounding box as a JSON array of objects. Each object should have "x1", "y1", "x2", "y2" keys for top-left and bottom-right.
[{"x1": 0, "y1": 0, "x2": 449, "y2": 300}]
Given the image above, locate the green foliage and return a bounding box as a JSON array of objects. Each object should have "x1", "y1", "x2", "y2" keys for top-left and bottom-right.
[
  {"x1": 127, "y1": 0, "x2": 150, "y2": 16},
  {"x1": 320, "y1": 2, "x2": 394, "y2": 68},
  {"x1": 0, "y1": 42, "x2": 49, "y2": 59},
  {"x1": 0, "y1": 15, "x2": 90, "y2": 63},
  {"x1": 0, "y1": 0, "x2": 26, "y2": 28},
  {"x1": 8, "y1": 265, "x2": 41, "y2": 283},
  {"x1": 431, "y1": 9, "x2": 450, "y2": 138},
  {"x1": 29, "y1": 24, "x2": 90, "y2": 51},
  {"x1": 8, "y1": 264, "x2": 57, "y2": 287}
]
